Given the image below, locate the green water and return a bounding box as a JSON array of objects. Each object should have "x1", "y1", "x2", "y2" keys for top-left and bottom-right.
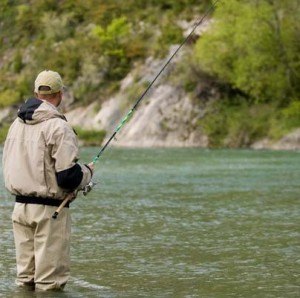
[{"x1": 0, "y1": 148, "x2": 299, "y2": 297}]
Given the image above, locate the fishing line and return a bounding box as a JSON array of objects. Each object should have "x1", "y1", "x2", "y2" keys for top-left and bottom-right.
[{"x1": 92, "y1": 0, "x2": 220, "y2": 165}]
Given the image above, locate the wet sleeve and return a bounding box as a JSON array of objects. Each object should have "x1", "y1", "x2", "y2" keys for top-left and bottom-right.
[{"x1": 48, "y1": 120, "x2": 92, "y2": 190}]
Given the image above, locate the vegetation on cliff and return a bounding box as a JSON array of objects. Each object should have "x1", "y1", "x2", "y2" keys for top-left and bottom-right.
[
  {"x1": 0, "y1": 0, "x2": 210, "y2": 107},
  {"x1": 195, "y1": 0, "x2": 300, "y2": 146},
  {"x1": 0, "y1": 0, "x2": 299, "y2": 147}
]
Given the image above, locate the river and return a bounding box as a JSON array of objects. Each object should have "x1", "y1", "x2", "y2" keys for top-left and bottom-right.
[{"x1": 0, "y1": 148, "x2": 299, "y2": 297}]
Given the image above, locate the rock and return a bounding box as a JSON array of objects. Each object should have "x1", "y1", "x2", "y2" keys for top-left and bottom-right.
[
  {"x1": 272, "y1": 129, "x2": 300, "y2": 150},
  {"x1": 65, "y1": 102, "x2": 98, "y2": 129},
  {"x1": 251, "y1": 129, "x2": 300, "y2": 150},
  {"x1": 65, "y1": 81, "x2": 208, "y2": 147},
  {"x1": 94, "y1": 96, "x2": 122, "y2": 131},
  {"x1": 64, "y1": 43, "x2": 209, "y2": 148},
  {"x1": 251, "y1": 138, "x2": 271, "y2": 150},
  {"x1": 114, "y1": 84, "x2": 208, "y2": 147},
  {"x1": 0, "y1": 107, "x2": 11, "y2": 123},
  {"x1": 59, "y1": 89, "x2": 75, "y2": 112},
  {"x1": 177, "y1": 18, "x2": 213, "y2": 38}
]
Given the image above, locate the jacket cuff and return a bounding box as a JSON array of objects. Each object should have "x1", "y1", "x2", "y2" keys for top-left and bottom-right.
[{"x1": 84, "y1": 164, "x2": 93, "y2": 177}]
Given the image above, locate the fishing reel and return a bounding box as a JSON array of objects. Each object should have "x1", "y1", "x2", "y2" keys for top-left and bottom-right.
[{"x1": 82, "y1": 180, "x2": 97, "y2": 196}]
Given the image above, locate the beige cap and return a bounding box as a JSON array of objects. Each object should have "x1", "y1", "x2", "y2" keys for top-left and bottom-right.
[{"x1": 34, "y1": 70, "x2": 64, "y2": 94}]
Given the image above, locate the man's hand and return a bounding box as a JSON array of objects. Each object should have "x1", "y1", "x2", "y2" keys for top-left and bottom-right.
[
  {"x1": 87, "y1": 162, "x2": 94, "y2": 175},
  {"x1": 69, "y1": 191, "x2": 77, "y2": 202},
  {"x1": 84, "y1": 162, "x2": 94, "y2": 177}
]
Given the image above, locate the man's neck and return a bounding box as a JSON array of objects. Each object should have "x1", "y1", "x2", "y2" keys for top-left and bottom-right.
[{"x1": 39, "y1": 98, "x2": 58, "y2": 109}]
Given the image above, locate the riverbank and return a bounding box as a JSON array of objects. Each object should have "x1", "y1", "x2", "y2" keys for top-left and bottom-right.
[{"x1": 1, "y1": 104, "x2": 300, "y2": 150}]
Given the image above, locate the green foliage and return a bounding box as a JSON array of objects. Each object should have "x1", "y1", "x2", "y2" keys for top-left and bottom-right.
[
  {"x1": 91, "y1": 17, "x2": 130, "y2": 48},
  {"x1": 0, "y1": 124, "x2": 10, "y2": 144},
  {"x1": 199, "y1": 96, "x2": 300, "y2": 147},
  {"x1": 1, "y1": 0, "x2": 299, "y2": 148},
  {"x1": 194, "y1": 0, "x2": 300, "y2": 146},
  {"x1": 0, "y1": 0, "x2": 210, "y2": 107},
  {"x1": 168, "y1": 48, "x2": 201, "y2": 94},
  {"x1": 16, "y1": 4, "x2": 37, "y2": 38},
  {"x1": 12, "y1": 51, "x2": 24, "y2": 73},
  {"x1": 123, "y1": 80, "x2": 149, "y2": 109},
  {"x1": 267, "y1": 101, "x2": 300, "y2": 140},
  {"x1": 0, "y1": 90, "x2": 21, "y2": 108},
  {"x1": 281, "y1": 100, "x2": 300, "y2": 130},
  {"x1": 90, "y1": 17, "x2": 131, "y2": 80},
  {"x1": 41, "y1": 12, "x2": 76, "y2": 42},
  {"x1": 74, "y1": 127, "x2": 106, "y2": 146},
  {"x1": 195, "y1": 0, "x2": 300, "y2": 104},
  {"x1": 199, "y1": 99, "x2": 275, "y2": 148},
  {"x1": 154, "y1": 22, "x2": 183, "y2": 58}
]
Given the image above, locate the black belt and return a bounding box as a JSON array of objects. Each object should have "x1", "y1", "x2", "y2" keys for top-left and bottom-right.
[{"x1": 16, "y1": 195, "x2": 70, "y2": 208}]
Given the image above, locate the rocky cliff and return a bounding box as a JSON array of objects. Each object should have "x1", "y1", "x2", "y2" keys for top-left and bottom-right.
[
  {"x1": 65, "y1": 45, "x2": 210, "y2": 148},
  {"x1": 1, "y1": 49, "x2": 300, "y2": 150}
]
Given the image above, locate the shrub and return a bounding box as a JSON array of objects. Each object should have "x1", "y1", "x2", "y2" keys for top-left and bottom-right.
[
  {"x1": 282, "y1": 100, "x2": 300, "y2": 129},
  {"x1": 0, "y1": 124, "x2": 10, "y2": 144},
  {"x1": 152, "y1": 19, "x2": 183, "y2": 58},
  {"x1": 90, "y1": 17, "x2": 131, "y2": 80},
  {"x1": 195, "y1": 0, "x2": 300, "y2": 104},
  {"x1": 74, "y1": 126, "x2": 106, "y2": 146},
  {"x1": 266, "y1": 100, "x2": 300, "y2": 139},
  {"x1": 0, "y1": 90, "x2": 21, "y2": 108},
  {"x1": 199, "y1": 98, "x2": 274, "y2": 148}
]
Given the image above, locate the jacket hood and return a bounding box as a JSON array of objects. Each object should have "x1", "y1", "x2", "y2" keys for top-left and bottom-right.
[{"x1": 18, "y1": 98, "x2": 66, "y2": 124}]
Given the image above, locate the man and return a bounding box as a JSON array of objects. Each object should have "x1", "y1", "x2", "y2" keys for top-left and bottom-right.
[{"x1": 2, "y1": 70, "x2": 93, "y2": 291}]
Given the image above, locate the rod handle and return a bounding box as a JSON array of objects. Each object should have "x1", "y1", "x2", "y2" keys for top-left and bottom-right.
[{"x1": 52, "y1": 193, "x2": 74, "y2": 219}]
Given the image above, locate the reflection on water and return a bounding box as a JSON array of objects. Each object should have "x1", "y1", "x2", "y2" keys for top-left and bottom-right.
[{"x1": 1, "y1": 148, "x2": 300, "y2": 297}]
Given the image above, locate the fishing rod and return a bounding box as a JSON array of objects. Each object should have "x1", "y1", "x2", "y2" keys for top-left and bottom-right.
[
  {"x1": 92, "y1": 0, "x2": 220, "y2": 165},
  {"x1": 52, "y1": 0, "x2": 220, "y2": 219}
]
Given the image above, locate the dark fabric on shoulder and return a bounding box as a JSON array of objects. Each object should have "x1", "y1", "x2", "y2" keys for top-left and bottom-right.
[
  {"x1": 56, "y1": 164, "x2": 83, "y2": 190},
  {"x1": 18, "y1": 98, "x2": 43, "y2": 122}
]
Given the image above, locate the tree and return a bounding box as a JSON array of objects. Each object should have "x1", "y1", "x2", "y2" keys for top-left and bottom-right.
[{"x1": 195, "y1": 0, "x2": 300, "y2": 105}]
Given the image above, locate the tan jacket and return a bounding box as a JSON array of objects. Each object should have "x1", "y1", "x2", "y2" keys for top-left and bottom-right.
[{"x1": 3, "y1": 98, "x2": 91, "y2": 199}]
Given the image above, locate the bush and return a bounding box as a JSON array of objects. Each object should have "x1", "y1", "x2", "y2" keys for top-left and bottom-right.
[
  {"x1": 195, "y1": 0, "x2": 300, "y2": 104},
  {"x1": 0, "y1": 0, "x2": 212, "y2": 110},
  {"x1": 0, "y1": 124, "x2": 10, "y2": 144},
  {"x1": 268, "y1": 100, "x2": 300, "y2": 139},
  {"x1": 152, "y1": 19, "x2": 183, "y2": 58},
  {"x1": 199, "y1": 99, "x2": 274, "y2": 147},
  {"x1": 90, "y1": 17, "x2": 131, "y2": 81},
  {"x1": 74, "y1": 127, "x2": 106, "y2": 146},
  {"x1": 0, "y1": 90, "x2": 21, "y2": 108},
  {"x1": 282, "y1": 100, "x2": 300, "y2": 129},
  {"x1": 41, "y1": 12, "x2": 76, "y2": 42}
]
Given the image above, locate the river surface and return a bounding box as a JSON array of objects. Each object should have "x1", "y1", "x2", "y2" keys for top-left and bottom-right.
[{"x1": 0, "y1": 148, "x2": 299, "y2": 298}]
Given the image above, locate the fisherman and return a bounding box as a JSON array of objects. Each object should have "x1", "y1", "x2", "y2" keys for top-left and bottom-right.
[{"x1": 2, "y1": 70, "x2": 94, "y2": 291}]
